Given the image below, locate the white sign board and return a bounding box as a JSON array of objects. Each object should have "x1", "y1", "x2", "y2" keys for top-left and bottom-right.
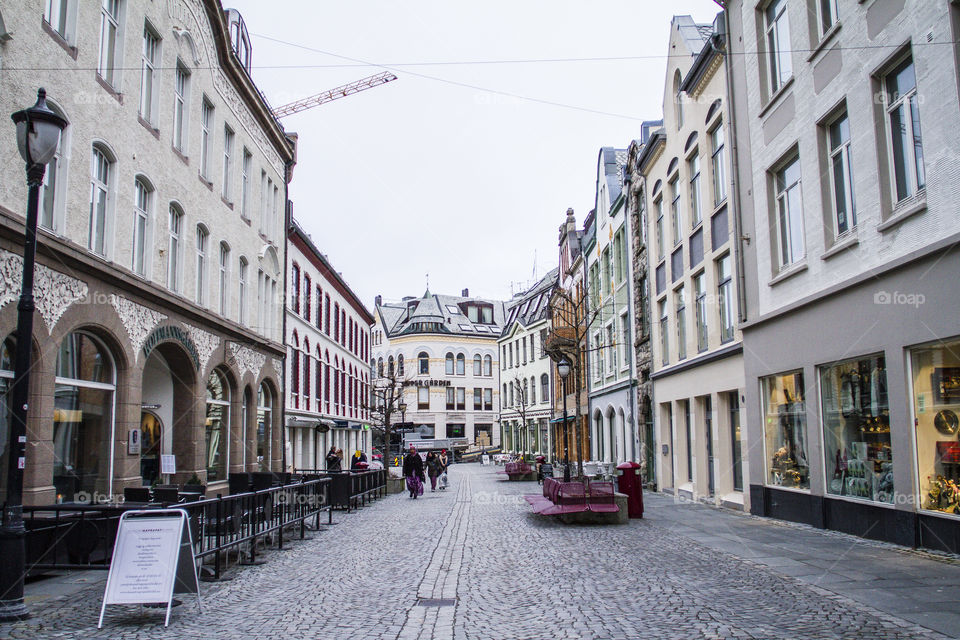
[
  {"x1": 481, "y1": 455, "x2": 490, "y2": 466},
  {"x1": 103, "y1": 516, "x2": 181, "y2": 604},
  {"x1": 99, "y1": 509, "x2": 201, "y2": 628},
  {"x1": 160, "y1": 454, "x2": 176, "y2": 475}
]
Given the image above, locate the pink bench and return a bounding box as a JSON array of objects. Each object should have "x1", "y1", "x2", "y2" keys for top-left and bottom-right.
[
  {"x1": 496, "y1": 462, "x2": 535, "y2": 480},
  {"x1": 523, "y1": 477, "x2": 619, "y2": 515}
]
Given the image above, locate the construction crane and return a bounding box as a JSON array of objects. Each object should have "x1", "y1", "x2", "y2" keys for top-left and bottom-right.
[{"x1": 271, "y1": 71, "x2": 398, "y2": 119}]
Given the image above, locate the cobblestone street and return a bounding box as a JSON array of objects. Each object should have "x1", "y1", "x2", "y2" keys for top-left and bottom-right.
[{"x1": 5, "y1": 463, "x2": 960, "y2": 640}]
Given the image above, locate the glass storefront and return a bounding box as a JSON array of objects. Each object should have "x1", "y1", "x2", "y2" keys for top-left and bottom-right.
[
  {"x1": 206, "y1": 369, "x2": 229, "y2": 481},
  {"x1": 819, "y1": 354, "x2": 891, "y2": 503},
  {"x1": 52, "y1": 333, "x2": 115, "y2": 502},
  {"x1": 762, "y1": 371, "x2": 809, "y2": 489},
  {"x1": 0, "y1": 337, "x2": 13, "y2": 504},
  {"x1": 910, "y1": 337, "x2": 960, "y2": 515},
  {"x1": 257, "y1": 382, "x2": 272, "y2": 471}
]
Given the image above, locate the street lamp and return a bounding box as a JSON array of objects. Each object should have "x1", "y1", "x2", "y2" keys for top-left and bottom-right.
[
  {"x1": 1, "y1": 89, "x2": 68, "y2": 622},
  {"x1": 557, "y1": 357, "x2": 571, "y2": 482}
]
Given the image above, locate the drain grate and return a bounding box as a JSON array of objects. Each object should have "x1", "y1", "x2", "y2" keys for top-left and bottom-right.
[{"x1": 417, "y1": 598, "x2": 456, "y2": 607}]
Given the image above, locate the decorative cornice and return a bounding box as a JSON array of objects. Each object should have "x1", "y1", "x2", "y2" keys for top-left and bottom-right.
[
  {"x1": 183, "y1": 322, "x2": 220, "y2": 373},
  {"x1": 110, "y1": 295, "x2": 168, "y2": 362},
  {"x1": 228, "y1": 341, "x2": 266, "y2": 379}
]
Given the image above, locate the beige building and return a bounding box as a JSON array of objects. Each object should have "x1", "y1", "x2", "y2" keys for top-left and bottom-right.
[
  {"x1": 0, "y1": 0, "x2": 292, "y2": 503},
  {"x1": 638, "y1": 15, "x2": 747, "y2": 509}
]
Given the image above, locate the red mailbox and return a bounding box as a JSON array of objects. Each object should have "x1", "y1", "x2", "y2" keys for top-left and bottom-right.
[{"x1": 616, "y1": 461, "x2": 644, "y2": 518}]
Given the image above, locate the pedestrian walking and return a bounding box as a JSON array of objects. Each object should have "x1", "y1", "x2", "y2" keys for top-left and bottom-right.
[
  {"x1": 438, "y1": 449, "x2": 449, "y2": 472},
  {"x1": 425, "y1": 451, "x2": 442, "y2": 491},
  {"x1": 402, "y1": 446, "x2": 425, "y2": 498},
  {"x1": 326, "y1": 446, "x2": 341, "y2": 471}
]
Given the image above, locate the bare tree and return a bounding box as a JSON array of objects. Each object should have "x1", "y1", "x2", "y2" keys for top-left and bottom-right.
[
  {"x1": 544, "y1": 285, "x2": 608, "y2": 477},
  {"x1": 363, "y1": 365, "x2": 412, "y2": 469},
  {"x1": 502, "y1": 373, "x2": 533, "y2": 458}
]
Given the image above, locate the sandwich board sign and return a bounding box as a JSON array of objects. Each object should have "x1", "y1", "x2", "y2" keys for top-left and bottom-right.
[{"x1": 98, "y1": 508, "x2": 201, "y2": 628}]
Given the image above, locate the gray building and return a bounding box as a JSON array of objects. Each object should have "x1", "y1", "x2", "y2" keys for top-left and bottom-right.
[{"x1": 727, "y1": 0, "x2": 960, "y2": 551}]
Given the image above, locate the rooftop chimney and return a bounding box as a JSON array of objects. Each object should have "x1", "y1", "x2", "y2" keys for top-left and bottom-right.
[
  {"x1": 374, "y1": 295, "x2": 382, "y2": 307},
  {"x1": 461, "y1": 288, "x2": 469, "y2": 297}
]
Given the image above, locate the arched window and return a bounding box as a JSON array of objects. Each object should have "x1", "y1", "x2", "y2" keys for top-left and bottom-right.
[
  {"x1": 132, "y1": 177, "x2": 153, "y2": 277},
  {"x1": 302, "y1": 339, "x2": 311, "y2": 408},
  {"x1": 206, "y1": 369, "x2": 230, "y2": 481},
  {"x1": 674, "y1": 69, "x2": 684, "y2": 129},
  {"x1": 456, "y1": 353, "x2": 465, "y2": 376},
  {"x1": 473, "y1": 354, "x2": 482, "y2": 376},
  {"x1": 218, "y1": 241, "x2": 230, "y2": 316},
  {"x1": 324, "y1": 350, "x2": 331, "y2": 412},
  {"x1": 377, "y1": 357, "x2": 383, "y2": 377},
  {"x1": 522, "y1": 379, "x2": 528, "y2": 405},
  {"x1": 316, "y1": 346, "x2": 323, "y2": 413},
  {"x1": 418, "y1": 351, "x2": 429, "y2": 375},
  {"x1": 195, "y1": 224, "x2": 209, "y2": 306},
  {"x1": 483, "y1": 355, "x2": 492, "y2": 377},
  {"x1": 333, "y1": 356, "x2": 340, "y2": 413},
  {"x1": 387, "y1": 356, "x2": 394, "y2": 377},
  {"x1": 89, "y1": 144, "x2": 114, "y2": 257},
  {"x1": 445, "y1": 352, "x2": 454, "y2": 375},
  {"x1": 397, "y1": 354, "x2": 404, "y2": 376},
  {"x1": 167, "y1": 203, "x2": 184, "y2": 293},
  {"x1": 530, "y1": 376, "x2": 536, "y2": 404},
  {"x1": 257, "y1": 383, "x2": 272, "y2": 471},
  {"x1": 541, "y1": 374, "x2": 549, "y2": 403},
  {"x1": 52, "y1": 332, "x2": 116, "y2": 500},
  {"x1": 291, "y1": 331, "x2": 300, "y2": 408},
  {"x1": 238, "y1": 255, "x2": 248, "y2": 323}
]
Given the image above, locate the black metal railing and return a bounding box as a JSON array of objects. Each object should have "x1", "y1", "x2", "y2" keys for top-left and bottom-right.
[
  {"x1": 24, "y1": 477, "x2": 331, "y2": 580},
  {"x1": 293, "y1": 469, "x2": 387, "y2": 512}
]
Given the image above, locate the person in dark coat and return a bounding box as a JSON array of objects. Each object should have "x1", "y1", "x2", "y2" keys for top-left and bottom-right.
[
  {"x1": 402, "y1": 447, "x2": 425, "y2": 498},
  {"x1": 326, "y1": 446, "x2": 342, "y2": 471},
  {"x1": 350, "y1": 450, "x2": 368, "y2": 469},
  {"x1": 425, "y1": 452, "x2": 442, "y2": 491}
]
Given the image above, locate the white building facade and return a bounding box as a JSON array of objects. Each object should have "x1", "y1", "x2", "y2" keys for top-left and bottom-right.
[
  {"x1": 373, "y1": 290, "x2": 503, "y2": 454},
  {"x1": 498, "y1": 270, "x2": 558, "y2": 456},
  {"x1": 285, "y1": 220, "x2": 373, "y2": 471},
  {"x1": 640, "y1": 15, "x2": 747, "y2": 509},
  {"x1": 0, "y1": 0, "x2": 291, "y2": 502},
  {"x1": 727, "y1": 0, "x2": 960, "y2": 551},
  {"x1": 584, "y1": 147, "x2": 640, "y2": 467}
]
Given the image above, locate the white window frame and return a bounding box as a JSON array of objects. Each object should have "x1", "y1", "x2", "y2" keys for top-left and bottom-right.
[
  {"x1": 669, "y1": 175, "x2": 682, "y2": 246},
  {"x1": 827, "y1": 110, "x2": 856, "y2": 238},
  {"x1": 817, "y1": 0, "x2": 839, "y2": 39},
  {"x1": 717, "y1": 254, "x2": 734, "y2": 344},
  {"x1": 694, "y1": 271, "x2": 707, "y2": 353},
  {"x1": 173, "y1": 63, "x2": 189, "y2": 152},
  {"x1": 882, "y1": 54, "x2": 925, "y2": 204},
  {"x1": 654, "y1": 195, "x2": 664, "y2": 259},
  {"x1": 98, "y1": 0, "x2": 122, "y2": 88},
  {"x1": 238, "y1": 256, "x2": 248, "y2": 324},
  {"x1": 658, "y1": 299, "x2": 669, "y2": 366},
  {"x1": 222, "y1": 125, "x2": 234, "y2": 201},
  {"x1": 132, "y1": 178, "x2": 152, "y2": 277},
  {"x1": 40, "y1": 102, "x2": 69, "y2": 234},
  {"x1": 688, "y1": 151, "x2": 702, "y2": 227},
  {"x1": 167, "y1": 204, "x2": 183, "y2": 292},
  {"x1": 240, "y1": 148, "x2": 252, "y2": 218},
  {"x1": 774, "y1": 155, "x2": 804, "y2": 269},
  {"x1": 89, "y1": 145, "x2": 113, "y2": 258},
  {"x1": 218, "y1": 242, "x2": 230, "y2": 316},
  {"x1": 139, "y1": 23, "x2": 160, "y2": 125},
  {"x1": 196, "y1": 225, "x2": 208, "y2": 306},
  {"x1": 45, "y1": 0, "x2": 77, "y2": 45},
  {"x1": 200, "y1": 97, "x2": 213, "y2": 180},
  {"x1": 764, "y1": 0, "x2": 792, "y2": 96},
  {"x1": 675, "y1": 286, "x2": 687, "y2": 361},
  {"x1": 710, "y1": 123, "x2": 727, "y2": 208}
]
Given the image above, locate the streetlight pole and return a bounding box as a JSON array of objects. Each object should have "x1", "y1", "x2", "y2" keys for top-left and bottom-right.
[
  {"x1": 557, "y1": 358, "x2": 571, "y2": 482},
  {"x1": 1, "y1": 89, "x2": 67, "y2": 622}
]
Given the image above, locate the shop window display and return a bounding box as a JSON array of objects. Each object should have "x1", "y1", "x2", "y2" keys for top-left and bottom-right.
[
  {"x1": 820, "y1": 354, "x2": 892, "y2": 503},
  {"x1": 762, "y1": 371, "x2": 809, "y2": 489},
  {"x1": 910, "y1": 338, "x2": 960, "y2": 515}
]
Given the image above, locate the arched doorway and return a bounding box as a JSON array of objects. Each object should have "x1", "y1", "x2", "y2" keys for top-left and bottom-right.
[
  {"x1": 52, "y1": 331, "x2": 116, "y2": 501},
  {"x1": 139, "y1": 411, "x2": 162, "y2": 485},
  {"x1": 0, "y1": 335, "x2": 15, "y2": 503}
]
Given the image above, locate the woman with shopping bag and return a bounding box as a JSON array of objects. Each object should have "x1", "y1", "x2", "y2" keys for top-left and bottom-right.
[{"x1": 402, "y1": 446, "x2": 425, "y2": 499}]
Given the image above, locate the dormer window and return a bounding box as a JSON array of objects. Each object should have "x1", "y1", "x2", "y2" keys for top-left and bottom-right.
[
  {"x1": 459, "y1": 302, "x2": 494, "y2": 324},
  {"x1": 226, "y1": 9, "x2": 252, "y2": 73}
]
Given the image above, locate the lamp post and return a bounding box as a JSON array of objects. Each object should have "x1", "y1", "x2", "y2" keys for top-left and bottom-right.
[
  {"x1": 1, "y1": 89, "x2": 68, "y2": 622},
  {"x1": 557, "y1": 357, "x2": 571, "y2": 482}
]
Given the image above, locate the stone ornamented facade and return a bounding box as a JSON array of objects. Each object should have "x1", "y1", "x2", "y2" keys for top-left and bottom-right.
[{"x1": 110, "y1": 295, "x2": 168, "y2": 360}]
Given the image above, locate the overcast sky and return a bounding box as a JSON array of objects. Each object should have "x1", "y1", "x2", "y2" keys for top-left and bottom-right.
[{"x1": 229, "y1": 0, "x2": 721, "y2": 309}]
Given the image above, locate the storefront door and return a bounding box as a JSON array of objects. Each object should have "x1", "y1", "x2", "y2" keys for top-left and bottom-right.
[{"x1": 140, "y1": 411, "x2": 162, "y2": 486}]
